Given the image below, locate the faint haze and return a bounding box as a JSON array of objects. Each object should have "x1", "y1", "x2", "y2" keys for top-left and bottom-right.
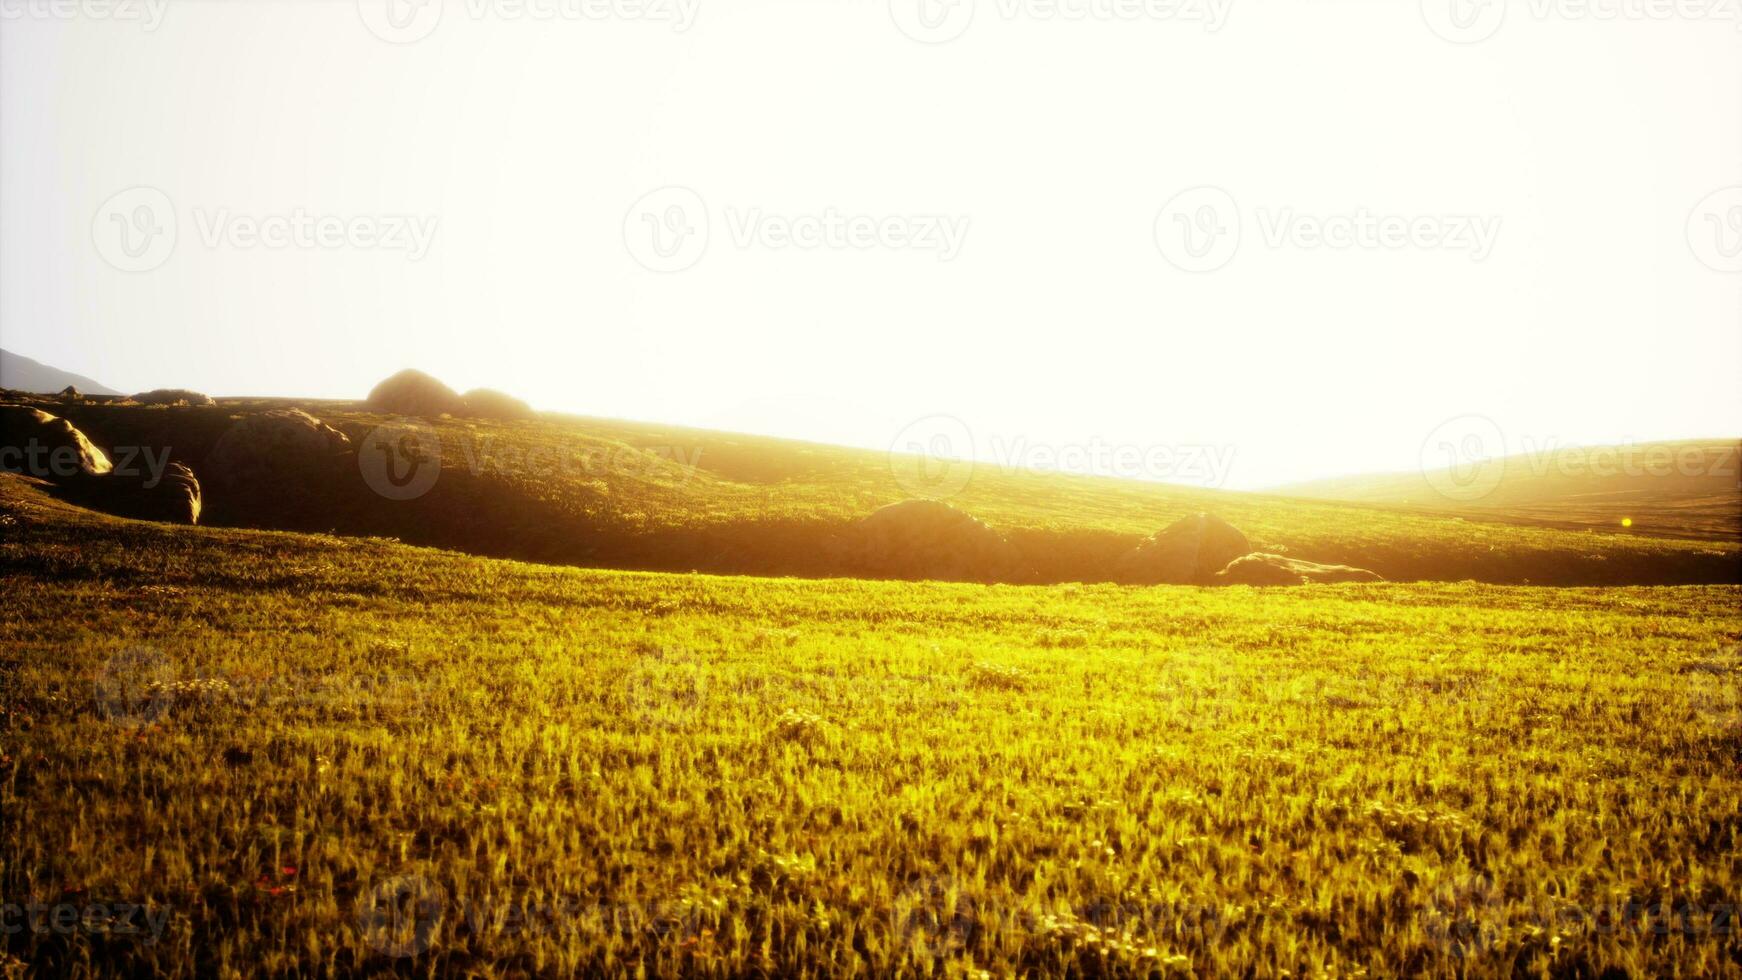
[{"x1": 2, "y1": 1, "x2": 1738, "y2": 489}]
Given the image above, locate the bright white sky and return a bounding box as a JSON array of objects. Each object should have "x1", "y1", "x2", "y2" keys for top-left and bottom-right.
[{"x1": 2, "y1": 0, "x2": 1739, "y2": 488}]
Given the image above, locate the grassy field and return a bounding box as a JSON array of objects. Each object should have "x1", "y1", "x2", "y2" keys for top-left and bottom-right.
[
  {"x1": 3, "y1": 475, "x2": 1738, "y2": 977},
  {"x1": 19, "y1": 395, "x2": 1741, "y2": 586}
]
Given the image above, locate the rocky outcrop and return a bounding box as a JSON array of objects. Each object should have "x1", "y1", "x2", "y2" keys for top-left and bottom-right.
[
  {"x1": 852, "y1": 499, "x2": 1024, "y2": 582},
  {"x1": 0, "y1": 406, "x2": 113, "y2": 478},
  {"x1": 1215, "y1": 553, "x2": 1383, "y2": 586},
  {"x1": 205, "y1": 409, "x2": 352, "y2": 493},
  {"x1": 461, "y1": 388, "x2": 535, "y2": 420},
  {"x1": 133, "y1": 389, "x2": 217, "y2": 407},
  {"x1": 366, "y1": 369, "x2": 464, "y2": 418},
  {"x1": 1119, "y1": 513, "x2": 1251, "y2": 584},
  {"x1": 76, "y1": 462, "x2": 202, "y2": 525}
]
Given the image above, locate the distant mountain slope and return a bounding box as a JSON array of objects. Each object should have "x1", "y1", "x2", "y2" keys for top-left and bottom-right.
[
  {"x1": 1275, "y1": 439, "x2": 1741, "y2": 541},
  {"x1": 0, "y1": 348, "x2": 121, "y2": 395}
]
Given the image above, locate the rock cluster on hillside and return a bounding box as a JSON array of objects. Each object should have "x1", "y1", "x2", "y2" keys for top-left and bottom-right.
[
  {"x1": 367, "y1": 369, "x2": 536, "y2": 421},
  {"x1": 206, "y1": 408, "x2": 353, "y2": 493},
  {"x1": 0, "y1": 404, "x2": 200, "y2": 524},
  {"x1": 1118, "y1": 512, "x2": 1252, "y2": 584},
  {"x1": 851, "y1": 498, "x2": 1025, "y2": 582},
  {"x1": 132, "y1": 388, "x2": 217, "y2": 407}
]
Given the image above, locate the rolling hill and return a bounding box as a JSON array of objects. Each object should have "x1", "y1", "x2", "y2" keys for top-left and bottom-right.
[
  {"x1": 1278, "y1": 439, "x2": 1741, "y2": 541},
  {"x1": 5, "y1": 389, "x2": 1737, "y2": 586}
]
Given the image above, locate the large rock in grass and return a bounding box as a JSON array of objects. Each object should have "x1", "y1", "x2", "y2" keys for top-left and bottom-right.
[
  {"x1": 133, "y1": 388, "x2": 216, "y2": 407},
  {"x1": 461, "y1": 388, "x2": 534, "y2": 420},
  {"x1": 1216, "y1": 553, "x2": 1383, "y2": 586},
  {"x1": 854, "y1": 499, "x2": 1024, "y2": 582},
  {"x1": 75, "y1": 462, "x2": 203, "y2": 525},
  {"x1": 206, "y1": 409, "x2": 352, "y2": 492},
  {"x1": 1120, "y1": 513, "x2": 1250, "y2": 584},
  {"x1": 367, "y1": 369, "x2": 464, "y2": 418},
  {"x1": 0, "y1": 406, "x2": 112, "y2": 478}
]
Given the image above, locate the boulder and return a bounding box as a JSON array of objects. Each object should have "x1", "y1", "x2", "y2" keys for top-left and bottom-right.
[
  {"x1": 1120, "y1": 513, "x2": 1250, "y2": 584},
  {"x1": 461, "y1": 388, "x2": 535, "y2": 420},
  {"x1": 133, "y1": 388, "x2": 217, "y2": 407},
  {"x1": 76, "y1": 462, "x2": 202, "y2": 525},
  {"x1": 854, "y1": 499, "x2": 1024, "y2": 582},
  {"x1": 366, "y1": 369, "x2": 464, "y2": 418},
  {"x1": 0, "y1": 406, "x2": 112, "y2": 478},
  {"x1": 59, "y1": 385, "x2": 81, "y2": 398},
  {"x1": 1215, "y1": 553, "x2": 1384, "y2": 586},
  {"x1": 205, "y1": 409, "x2": 352, "y2": 492}
]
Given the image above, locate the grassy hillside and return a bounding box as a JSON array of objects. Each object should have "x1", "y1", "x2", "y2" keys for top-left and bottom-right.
[
  {"x1": 2, "y1": 475, "x2": 1738, "y2": 977},
  {"x1": 1279, "y1": 439, "x2": 1741, "y2": 542},
  {"x1": 13, "y1": 392, "x2": 1740, "y2": 585}
]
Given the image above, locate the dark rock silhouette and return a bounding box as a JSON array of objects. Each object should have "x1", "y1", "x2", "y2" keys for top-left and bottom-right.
[
  {"x1": 0, "y1": 406, "x2": 113, "y2": 477},
  {"x1": 852, "y1": 498, "x2": 1024, "y2": 582},
  {"x1": 1216, "y1": 553, "x2": 1383, "y2": 585},
  {"x1": 206, "y1": 409, "x2": 352, "y2": 493},
  {"x1": 461, "y1": 388, "x2": 535, "y2": 420},
  {"x1": 133, "y1": 388, "x2": 217, "y2": 407},
  {"x1": 75, "y1": 462, "x2": 202, "y2": 525},
  {"x1": 1120, "y1": 513, "x2": 1251, "y2": 584},
  {"x1": 367, "y1": 369, "x2": 464, "y2": 418}
]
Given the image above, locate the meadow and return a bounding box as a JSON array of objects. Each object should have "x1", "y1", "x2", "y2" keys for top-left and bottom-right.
[{"x1": 3, "y1": 475, "x2": 1738, "y2": 978}]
